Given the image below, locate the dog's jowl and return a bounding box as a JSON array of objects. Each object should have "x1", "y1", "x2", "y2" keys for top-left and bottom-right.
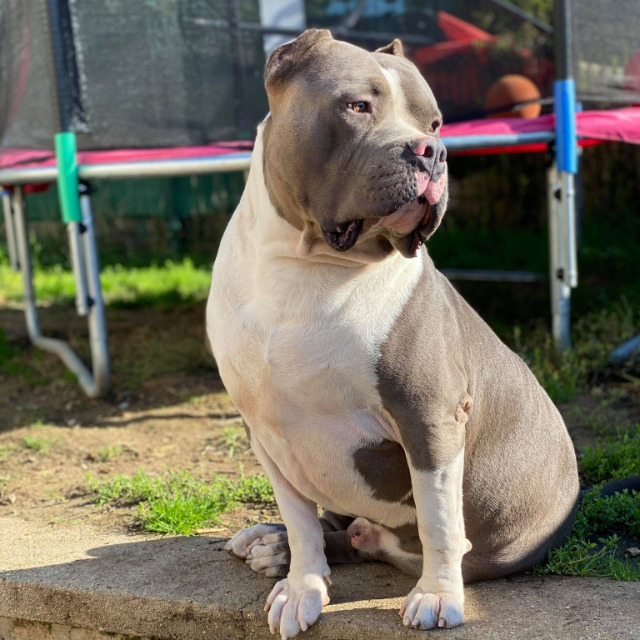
[{"x1": 207, "y1": 29, "x2": 579, "y2": 639}]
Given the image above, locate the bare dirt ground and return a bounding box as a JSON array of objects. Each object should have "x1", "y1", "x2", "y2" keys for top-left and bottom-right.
[
  {"x1": 0, "y1": 305, "x2": 278, "y2": 536},
  {"x1": 1, "y1": 304, "x2": 639, "y2": 537}
]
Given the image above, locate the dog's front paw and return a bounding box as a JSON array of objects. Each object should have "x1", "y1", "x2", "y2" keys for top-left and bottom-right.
[
  {"x1": 400, "y1": 585, "x2": 463, "y2": 630},
  {"x1": 225, "y1": 523, "x2": 286, "y2": 560},
  {"x1": 265, "y1": 572, "x2": 330, "y2": 639}
]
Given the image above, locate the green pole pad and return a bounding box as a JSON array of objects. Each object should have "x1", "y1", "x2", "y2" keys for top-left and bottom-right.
[{"x1": 55, "y1": 132, "x2": 82, "y2": 224}]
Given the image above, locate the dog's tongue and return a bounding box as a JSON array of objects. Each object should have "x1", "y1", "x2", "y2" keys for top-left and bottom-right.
[{"x1": 416, "y1": 166, "x2": 447, "y2": 205}]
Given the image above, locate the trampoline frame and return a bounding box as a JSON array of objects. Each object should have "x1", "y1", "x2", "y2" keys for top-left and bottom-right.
[{"x1": 0, "y1": 0, "x2": 595, "y2": 397}]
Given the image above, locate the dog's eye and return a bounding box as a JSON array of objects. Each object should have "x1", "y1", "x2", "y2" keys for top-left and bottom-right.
[
  {"x1": 429, "y1": 120, "x2": 441, "y2": 133},
  {"x1": 347, "y1": 102, "x2": 369, "y2": 114}
]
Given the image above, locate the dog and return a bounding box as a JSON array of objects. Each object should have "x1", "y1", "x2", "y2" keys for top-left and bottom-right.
[{"x1": 206, "y1": 29, "x2": 580, "y2": 639}]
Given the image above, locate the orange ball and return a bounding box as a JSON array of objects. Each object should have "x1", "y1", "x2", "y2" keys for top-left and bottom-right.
[{"x1": 484, "y1": 74, "x2": 542, "y2": 119}]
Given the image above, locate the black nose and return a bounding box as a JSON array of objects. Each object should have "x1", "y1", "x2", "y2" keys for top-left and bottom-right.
[{"x1": 410, "y1": 139, "x2": 447, "y2": 164}]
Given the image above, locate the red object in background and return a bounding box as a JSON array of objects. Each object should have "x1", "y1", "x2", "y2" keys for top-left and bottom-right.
[
  {"x1": 484, "y1": 74, "x2": 542, "y2": 119},
  {"x1": 437, "y1": 11, "x2": 496, "y2": 43},
  {"x1": 409, "y1": 11, "x2": 552, "y2": 122},
  {"x1": 412, "y1": 11, "x2": 496, "y2": 67}
]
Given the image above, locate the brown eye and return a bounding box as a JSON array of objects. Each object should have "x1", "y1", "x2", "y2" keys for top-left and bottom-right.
[
  {"x1": 430, "y1": 120, "x2": 441, "y2": 133},
  {"x1": 347, "y1": 102, "x2": 368, "y2": 114}
]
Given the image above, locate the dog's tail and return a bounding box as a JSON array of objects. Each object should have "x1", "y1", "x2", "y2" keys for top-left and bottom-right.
[{"x1": 579, "y1": 475, "x2": 640, "y2": 499}]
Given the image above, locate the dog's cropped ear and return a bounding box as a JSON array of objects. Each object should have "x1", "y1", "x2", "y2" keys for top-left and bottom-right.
[
  {"x1": 265, "y1": 29, "x2": 332, "y2": 90},
  {"x1": 376, "y1": 39, "x2": 404, "y2": 57}
]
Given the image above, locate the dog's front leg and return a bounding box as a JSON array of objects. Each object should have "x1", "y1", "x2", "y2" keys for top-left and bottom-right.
[
  {"x1": 401, "y1": 447, "x2": 466, "y2": 630},
  {"x1": 251, "y1": 438, "x2": 330, "y2": 639}
]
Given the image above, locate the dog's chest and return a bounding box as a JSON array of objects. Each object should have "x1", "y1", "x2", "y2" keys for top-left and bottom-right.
[{"x1": 208, "y1": 223, "x2": 423, "y2": 520}]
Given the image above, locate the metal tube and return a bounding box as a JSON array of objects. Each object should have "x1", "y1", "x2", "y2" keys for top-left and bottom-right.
[
  {"x1": 547, "y1": 164, "x2": 571, "y2": 350},
  {"x1": 444, "y1": 131, "x2": 555, "y2": 152},
  {"x1": 0, "y1": 132, "x2": 561, "y2": 186},
  {"x1": 561, "y1": 171, "x2": 578, "y2": 287},
  {"x1": 2, "y1": 189, "x2": 20, "y2": 271},
  {"x1": 12, "y1": 186, "x2": 103, "y2": 396},
  {"x1": 67, "y1": 221, "x2": 90, "y2": 315},
  {"x1": 441, "y1": 269, "x2": 544, "y2": 283},
  {"x1": 0, "y1": 154, "x2": 253, "y2": 185},
  {"x1": 80, "y1": 192, "x2": 110, "y2": 396},
  {"x1": 79, "y1": 154, "x2": 254, "y2": 180}
]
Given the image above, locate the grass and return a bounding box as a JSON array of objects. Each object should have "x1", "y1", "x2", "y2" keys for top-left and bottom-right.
[
  {"x1": 0, "y1": 328, "x2": 48, "y2": 387},
  {"x1": 0, "y1": 444, "x2": 17, "y2": 462},
  {"x1": 88, "y1": 470, "x2": 274, "y2": 535},
  {"x1": 215, "y1": 426, "x2": 249, "y2": 458},
  {"x1": 535, "y1": 428, "x2": 640, "y2": 581},
  {"x1": 580, "y1": 426, "x2": 640, "y2": 485},
  {"x1": 535, "y1": 489, "x2": 640, "y2": 580},
  {"x1": 514, "y1": 300, "x2": 639, "y2": 403},
  {"x1": 96, "y1": 445, "x2": 123, "y2": 462},
  {"x1": 0, "y1": 258, "x2": 212, "y2": 309},
  {"x1": 22, "y1": 435, "x2": 54, "y2": 452}
]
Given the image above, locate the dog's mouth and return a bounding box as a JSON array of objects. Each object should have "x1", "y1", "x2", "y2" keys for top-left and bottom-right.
[
  {"x1": 373, "y1": 193, "x2": 434, "y2": 258},
  {"x1": 322, "y1": 219, "x2": 364, "y2": 252},
  {"x1": 322, "y1": 167, "x2": 446, "y2": 258},
  {"x1": 322, "y1": 195, "x2": 434, "y2": 258}
]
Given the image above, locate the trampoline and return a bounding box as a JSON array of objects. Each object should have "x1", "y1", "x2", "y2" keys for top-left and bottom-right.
[{"x1": 1, "y1": 0, "x2": 640, "y2": 397}]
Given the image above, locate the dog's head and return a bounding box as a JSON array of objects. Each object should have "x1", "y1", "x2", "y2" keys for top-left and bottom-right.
[{"x1": 262, "y1": 29, "x2": 448, "y2": 259}]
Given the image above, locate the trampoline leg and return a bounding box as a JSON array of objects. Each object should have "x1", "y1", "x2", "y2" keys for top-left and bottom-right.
[
  {"x1": 548, "y1": 164, "x2": 572, "y2": 351},
  {"x1": 2, "y1": 189, "x2": 20, "y2": 271},
  {"x1": 79, "y1": 186, "x2": 110, "y2": 396},
  {"x1": 12, "y1": 185, "x2": 110, "y2": 398}
]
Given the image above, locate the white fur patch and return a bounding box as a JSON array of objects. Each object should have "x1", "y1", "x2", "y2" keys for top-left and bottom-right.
[
  {"x1": 401, "y1": 449, "x2": 466, "y2": 630},
  {"x1": 207, "y1": 123, "x2": 423, "y2": 527}
]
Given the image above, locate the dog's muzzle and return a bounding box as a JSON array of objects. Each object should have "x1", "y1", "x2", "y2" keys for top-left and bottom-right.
[{"x1": 322, "y1": 137, "x2": 447, "y2": 256}]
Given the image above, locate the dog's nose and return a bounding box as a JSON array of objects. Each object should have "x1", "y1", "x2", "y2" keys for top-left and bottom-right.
[{"x1": 410, "y1": 139, "x2": 447, "y2": 165}]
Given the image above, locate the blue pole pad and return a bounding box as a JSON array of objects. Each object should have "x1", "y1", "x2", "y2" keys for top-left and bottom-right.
[{"x1": 554, "y1": 79, "x2": 578, "y2": 174}]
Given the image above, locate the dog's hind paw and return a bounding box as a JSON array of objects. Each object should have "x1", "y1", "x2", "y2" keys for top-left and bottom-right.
[
  {"x1": 265, "y1": 572, "x2": 330, "y2": 639},
  {"x1": 225, "y1": 523, "x2": 287, "y2": 561},
  {"x1": 400, "y1": 586, "x2": 463, "y2": 630}
]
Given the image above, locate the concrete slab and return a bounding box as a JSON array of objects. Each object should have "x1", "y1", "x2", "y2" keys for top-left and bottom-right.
[{"x1": 0, "y1": 517, "x2": 639, "y2": 640}]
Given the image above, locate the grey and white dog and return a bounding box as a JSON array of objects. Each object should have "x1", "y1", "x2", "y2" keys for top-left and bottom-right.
[{"x1": 206, "y1": 30, "x2": 579, "y2": 639}]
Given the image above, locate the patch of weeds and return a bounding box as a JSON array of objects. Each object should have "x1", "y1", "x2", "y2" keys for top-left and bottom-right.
[
  {"x1": 234, "y1": 475, "x2": 274, "y2": 503},
  {"x1": 535, "y1": 488, "x2": 640, "y2": 580},
  {"x1": 113, "y1": 327, "x2": 210, "y2": 388},
  {"x1": 581, "y1": 426, "x2": 640, "y2": 485},
  {"x1": 521, "y1": 334, "x2": 587, "y2": 403},
  {"x1": 0, "y1": 444, "x2": 17, "y2": 462},
  {"x1": 22, "y1": 435, "x2": 54, "y2": 453},
  {"x1": 97, "y1": 445, "x2": 123, "y2": 462},
  {"x1": 0, "y1": 328, "x2": 48, "y2": 387},
  {"x1": 572, "y1": 299, "x2": 639, "y2": 372},
  {"x1": 88, "y1": 470, "x2": 274, "y2": 535},
  {"x1": 216, "y1": 426, "x2": 249, "y2": 458},
  {"x1": 513, "y1": 300, "x2": 640, "y2": 403}
]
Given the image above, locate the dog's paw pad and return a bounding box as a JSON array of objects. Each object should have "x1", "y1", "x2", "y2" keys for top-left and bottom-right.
[{"x1": 400, "y1": 586, "x2": 463, "y2": 630}]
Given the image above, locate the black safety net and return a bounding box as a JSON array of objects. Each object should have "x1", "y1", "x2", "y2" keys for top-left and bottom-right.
[{"x1": 0, "y1": 1, "x2": 638, "y2": 151}]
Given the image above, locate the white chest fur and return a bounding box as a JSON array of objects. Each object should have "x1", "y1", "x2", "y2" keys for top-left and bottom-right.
[{"x1": 206, "y1": 124, "x2": 423, "y2": 524}]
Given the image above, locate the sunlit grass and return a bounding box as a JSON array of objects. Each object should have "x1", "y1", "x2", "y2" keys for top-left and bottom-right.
[
  {"x1": 88, "y1": 470, "x2": 274, "y2": 535},
  {"x1": 0, "y1": 258, "x2": 211, "y2": 309}
]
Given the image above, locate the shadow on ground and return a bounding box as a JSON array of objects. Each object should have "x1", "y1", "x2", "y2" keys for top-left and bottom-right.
[{"x1": 1, "y1": 517, "x2": 640, "y2": 640}]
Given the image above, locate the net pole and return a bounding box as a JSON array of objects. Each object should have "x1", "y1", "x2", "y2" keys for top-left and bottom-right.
[{"x1": 552, "y1": 0, "x2": 578, "y2": 350}]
